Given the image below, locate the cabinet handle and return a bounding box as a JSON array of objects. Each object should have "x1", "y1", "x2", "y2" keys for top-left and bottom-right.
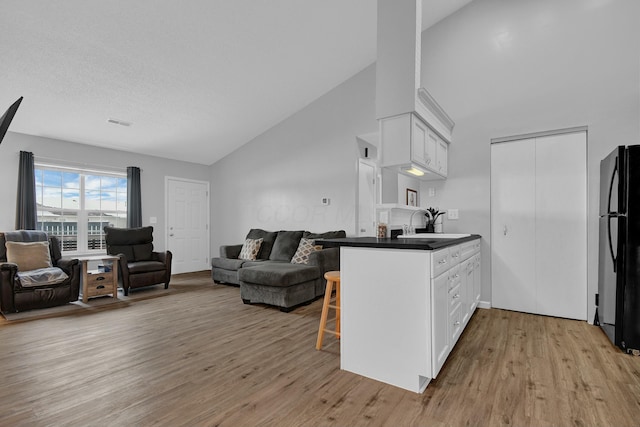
[
  {"x1": 439, "y1": 259, "x2": 447, "y2": 265},
  {"x1": 96, "y1": 276, "x2": 105, "y2": 281},
  {"x1": 454, "y1": 321, "x2": 461, "y2": 326},
  {"x1": 97, "y1": 285, "x2": 105, "y2": 289},
  {"x1": 453, "y1": 294, "x2": 460, "y2": 299}
]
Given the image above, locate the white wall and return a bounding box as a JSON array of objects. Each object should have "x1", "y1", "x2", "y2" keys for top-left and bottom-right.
[
  {"x1": 420, "y1": 0, "x2": 640, "y2": 321},
  {"x1": 210, "y1": 64, "x2": 378, "y2": 255},
  {"x1": 0, "y1": 131, "x2": 211, "y2": 251}
]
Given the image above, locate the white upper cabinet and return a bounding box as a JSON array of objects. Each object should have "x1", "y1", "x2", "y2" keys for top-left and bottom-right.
[{"x1": 381, "y1": 111, "x2": 450, "y2": 180}]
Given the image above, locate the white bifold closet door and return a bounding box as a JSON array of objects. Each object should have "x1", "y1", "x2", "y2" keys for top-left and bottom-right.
[{"x1": 491, "y1": 130, "x2": 587, "y2": 320}]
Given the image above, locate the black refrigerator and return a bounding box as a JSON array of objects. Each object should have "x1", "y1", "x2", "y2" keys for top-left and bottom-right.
[{"x1": 597, "y1": 145, "x2": 640, "y2": 354}]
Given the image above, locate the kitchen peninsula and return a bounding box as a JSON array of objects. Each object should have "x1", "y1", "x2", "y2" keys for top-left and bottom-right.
[{"x1": 319, "y1": 235, "x2": 481, "y2": 393}]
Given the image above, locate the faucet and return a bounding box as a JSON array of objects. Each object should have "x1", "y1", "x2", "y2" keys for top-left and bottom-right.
[{"x1": 408, "y1": 209, "x2": 426, "y2": 235}]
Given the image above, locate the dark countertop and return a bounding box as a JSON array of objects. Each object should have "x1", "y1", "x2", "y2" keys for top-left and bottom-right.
[{"x1": 317, "y1": 234, "x2": 481, "y2": 251}]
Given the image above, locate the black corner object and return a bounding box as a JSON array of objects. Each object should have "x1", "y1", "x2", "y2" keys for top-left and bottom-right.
[{"x1": 0, "y1": 96, "x2": 23, "y2": 145}]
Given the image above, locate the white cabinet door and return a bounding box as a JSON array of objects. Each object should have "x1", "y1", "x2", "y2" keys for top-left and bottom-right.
[
  {"x1": 411, "y1": 116, "x2": 428, "y2": 168},
  {"x1": 424, "y1": 126, "x2": 437, "y2": 170},
  {"x1": 491, "y1": 139, "x2": 537, "y2": 314},
  {"x1": 436, "y1": 138, "x2": 448, "y2": 176},
  {"x1": 432, "y1": 272, "x2": 450, "y2": 377},
  {"x1": 459, "y1": 258, "x2": 471, "y2": 326},
  {"x1": 463, "y1": 257, "x2": 475, "y2": 320},
  {"x1": 473, "y1": 253, "x2": 481, "y2": 305}
]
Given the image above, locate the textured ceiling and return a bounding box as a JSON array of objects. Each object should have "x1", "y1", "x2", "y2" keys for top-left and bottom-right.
[{"x1": 1, "y1": 0, "x2": 473, "y2": 166}]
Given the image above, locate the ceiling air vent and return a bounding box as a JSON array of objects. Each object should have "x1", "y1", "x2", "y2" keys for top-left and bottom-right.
[{"x1": 107, "y1": 118, "x2": 132, "y2": 127}]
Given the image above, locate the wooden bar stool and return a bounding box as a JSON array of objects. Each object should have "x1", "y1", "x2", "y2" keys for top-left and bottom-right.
[{"x1": 316, "y1": 271, "x2": 341, "y2": 350}]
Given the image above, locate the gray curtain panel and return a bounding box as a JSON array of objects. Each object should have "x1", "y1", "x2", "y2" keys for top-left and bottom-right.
[
  {"x1": 15, "y1": 150, "x2": 37, "y2": 230},
  {"x1": 127, "y1": 166, "x2": 142, "y2": 228}
]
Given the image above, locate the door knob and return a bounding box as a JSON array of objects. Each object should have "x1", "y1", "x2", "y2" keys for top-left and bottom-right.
[
  {"x1": 503, "y1": 225, "x2": 508, "y2": 236},
  {"x1": 169, "y1": 233, "x2": 174, "y2": 237}
]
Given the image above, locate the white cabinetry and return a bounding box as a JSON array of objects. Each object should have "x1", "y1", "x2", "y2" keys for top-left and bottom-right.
[
  {"x1": 432, "y1": 272, "x2": 450, "y2": 376},
  {"x1": 381, "y1": 112, "x2": 449, "y2": 180},
  {"x1": 341, "y1": 238, "x2": 481, "y2": 393},
  {"x1": 430, "y1": 238, "x2": 481, "y2": 378}
]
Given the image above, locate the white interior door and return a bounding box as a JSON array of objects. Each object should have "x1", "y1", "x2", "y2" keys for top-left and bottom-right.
[
  {"x1": 358, "y1": 159, "x2": 376, "y2": 236},
  {"x1": 491, "y1": 131, "x2": 587, "y2": 320},
  {"x1": 166, "y1": 177, "x2": 210, "y2": 274},
  {"x1": 535, "y1": 132, "x2": 587, "y2": 319},
  {"x1": 491, "y1": 139, "x2": 537, "y2": 314}
]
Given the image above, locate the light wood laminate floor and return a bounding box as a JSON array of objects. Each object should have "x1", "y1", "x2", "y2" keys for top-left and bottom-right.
[{"x1": 1, "y1": 271, "x2": 639, "y2": 426}]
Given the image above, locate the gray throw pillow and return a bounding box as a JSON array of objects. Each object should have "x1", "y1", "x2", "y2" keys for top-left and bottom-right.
[
  {"x1": 246, "y1": 229, "x2": 278, "y2": 259},
  {"x1": 269, "y1": 230, "x2": 304, "y2": 261}
]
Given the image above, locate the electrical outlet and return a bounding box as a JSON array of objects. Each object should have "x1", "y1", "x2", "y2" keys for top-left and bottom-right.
[
  {"x1": 447, "y1": 209, "x2": 459, "y2": 220},
  {"x1": 321, "y1": 197, "x2": 330, "y2": 206},
  {"x1": 428, "y1": 187, "x2": 436, "y2": 197}
]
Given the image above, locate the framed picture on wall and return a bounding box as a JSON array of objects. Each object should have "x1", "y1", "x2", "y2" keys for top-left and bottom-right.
[{"x1": 406, "y1": 188, "x2": 417, "y2": 207}]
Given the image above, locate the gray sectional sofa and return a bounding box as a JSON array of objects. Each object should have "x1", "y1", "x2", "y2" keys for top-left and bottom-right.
[{"x1": 211, "y1": 229, "x2": 345, "y2": 312}]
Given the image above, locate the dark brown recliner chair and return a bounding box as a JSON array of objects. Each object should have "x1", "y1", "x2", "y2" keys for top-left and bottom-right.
[
  {"x1": 104, "y1": 226, "x2": 172, "y2": 296},
  {"x1": 0, "y1": 230, "x2": 80, "y2": 313}
]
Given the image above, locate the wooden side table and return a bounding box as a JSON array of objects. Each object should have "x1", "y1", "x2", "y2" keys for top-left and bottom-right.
[{"x1": 78, "y1": 255, "x2": 119, "y2": 303}]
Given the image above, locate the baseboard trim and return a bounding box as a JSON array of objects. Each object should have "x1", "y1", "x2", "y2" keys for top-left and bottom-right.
[{"x1": 477, "y1": 300, "x2": 492, "y2": 310}]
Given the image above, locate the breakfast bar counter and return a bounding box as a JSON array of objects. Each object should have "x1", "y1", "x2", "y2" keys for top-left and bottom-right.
[{"x1": 316, "y1": 235, "x2": 481, "y2": 393}]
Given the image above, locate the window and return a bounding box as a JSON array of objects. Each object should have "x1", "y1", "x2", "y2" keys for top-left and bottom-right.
[{"x1": 35, "y1": 165, "x2": 127, "y2": 254}]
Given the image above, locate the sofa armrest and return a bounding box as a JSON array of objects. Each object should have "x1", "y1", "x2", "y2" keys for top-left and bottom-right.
[
  {"x1": 56, "y1": 257, "x2": 79, "y2": 274},
  {"x1": 0, "y1": 262, "x2": 18, "y2": 313},
  {"x1": 220, "y1": 244, "x2": 243, "y2": 259},
  {"x1": 112, "y1": 253, "x2": 130, "y2": 291},
  {"x1": 55, "y1": 257, "x2": 81, "y2": 300},
  {"x1": 307, "y1": 247, "x2": 340, "y2": 280},
  {"x1": 154, "y1": 251, "x2": 172, "y2": 281}
]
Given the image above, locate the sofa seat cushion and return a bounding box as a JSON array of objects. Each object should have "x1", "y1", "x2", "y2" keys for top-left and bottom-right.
[
  {"x1": 240, "y1": 259, "x2": 278, "y2": 268},
  {"x1": 211, "y1": 257, "x2": 246, "y2": 271},
  {"x1": 17, "y1": 267, "x2": 69, "y2": 288},
  {"x1": 128, "y1": 260, "x2": 167, "y2": 274},
  {"x1": 239, "y1": 263, "x2": 319, "y2": 288}
]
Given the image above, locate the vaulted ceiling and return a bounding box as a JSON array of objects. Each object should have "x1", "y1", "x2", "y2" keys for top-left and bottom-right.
[{"x1": 1, "y1": 0, "x2": 473, "y2": 165}]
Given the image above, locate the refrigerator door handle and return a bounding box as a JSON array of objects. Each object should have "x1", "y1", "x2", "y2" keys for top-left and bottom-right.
[
  {"x1": 607, "y1": 161, "x2": 618, "y2": 214},
  {"x1": 607, "y1": 215, "x2": 616, "y2": 273}
]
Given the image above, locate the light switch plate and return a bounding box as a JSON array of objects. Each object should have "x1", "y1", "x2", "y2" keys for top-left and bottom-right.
[
  {"x1": 447, "y1": 209, "x2": 459, "y2": 220},
  {"x1": 149, "y1": 216, "x2": 157, "y2": 224}
]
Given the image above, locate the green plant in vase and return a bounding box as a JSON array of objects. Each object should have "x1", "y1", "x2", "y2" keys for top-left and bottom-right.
[{"x1": 425, "y1": 207, "x2": 444, "y2": 232}]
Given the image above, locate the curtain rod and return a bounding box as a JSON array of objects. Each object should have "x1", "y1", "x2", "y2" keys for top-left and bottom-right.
[{"x1": 33, "y1": 155, "x2": 140, "y2": 174}]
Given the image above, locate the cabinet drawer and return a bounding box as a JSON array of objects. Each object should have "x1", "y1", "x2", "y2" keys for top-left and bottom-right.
[
  {"x1": 449, "y1": 245, "x2": 462, "y2": 265},
  {"x1": 460, "y1": 241, "x2": 476, "y2": 261},
  {"x1": 432, "y1": 248, "x2": 450, "y2": 278},
  {"x1": 85, "y1": 272, "x2": 115, "y2": 297}
]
